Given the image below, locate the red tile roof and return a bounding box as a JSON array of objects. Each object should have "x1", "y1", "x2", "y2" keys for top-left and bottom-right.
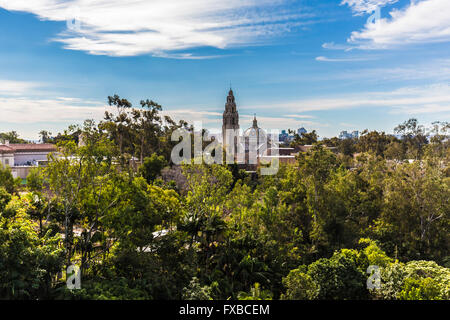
[
  {"x1": 0, "y1": 145, "x2": 14, "y2": 154},
  {"x1": 1, "y1": 144, "x2": 57, "y2": 153},
  {"x1": 296, "y1": 145, "x2": 314, "y2": 153}
]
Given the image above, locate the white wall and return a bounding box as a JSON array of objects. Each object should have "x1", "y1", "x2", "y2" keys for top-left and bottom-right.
[
  {"x1": 11, "y1": 166, "x2": 33, "y2": 179},
  {"x1": 14, "y1": 152, "x2": 49, "y2": 166},
  {"x1": 0, "y1": 154, "x2": 15, "y2": 167}
]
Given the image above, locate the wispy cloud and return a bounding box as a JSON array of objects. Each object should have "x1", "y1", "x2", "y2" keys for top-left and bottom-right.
[
  {"x1": 341, "y1": 0, "x2": 399, "y2": 15},
  {"x1": 0, "y1": 96, "x2": 107, "y2": 124},
  {"x1": 322, "y1": 42, "x2": 353, "y2": 51},
  {"x1": 246, "y1": 83, "x2": 450, "y2": 114},
  {"x1": 162, "y1": 110, "x2": 324, "y2": 132},
  {"x1": 2, "y1": 84, "x2": 448, "y2": 139},
  {"x1": 284, "y1": 114, "x2": 316, "y2": 119},
  {"x1": 348, "y1": 0, "x2": 450, "y2": 48},
  {"x1": 239, "y1": 114, "x2": 327, "y2": 131},
  {"x1": 0, "y1": 80, "x2": 42, "y2": 96},
  {"x1": 309, "y1": 58, "x2": 450, "y2": 82},
  {"x1": 346, "y1": 59, "x2": 450, "y2": 81},
  {"x1": 315, "y1": 55, "x2": 374, "y2": 62},
  {"x1": 0, "y1": 0, "x2": 310, "y2": 57},
  {"x1": 161, "y1": 109, "x2": 223, "y2": 127},
  {"x1": 152, "y1": 52, "x2": 228, "y2": 60}
]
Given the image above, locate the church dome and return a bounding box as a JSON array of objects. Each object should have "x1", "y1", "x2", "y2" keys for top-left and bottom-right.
[
  {"x1": 244, "y1": 115, "x2": 267, "y2": 151},
  {"x1": 244, "y1": 114, "x2": 264, "y2": 135},
  {"x1": 243, "y1": 126, "x2": 266, "y2": 140}
]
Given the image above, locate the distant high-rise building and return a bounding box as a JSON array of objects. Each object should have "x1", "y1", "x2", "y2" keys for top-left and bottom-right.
[
  {"x1": 279, "y1": 130, "x2": 289, "y2": 142},
  {"x1": 298, "y1": 127, "x2": 307, "y2": 135},
  {"x1": 339, "y1": 131, "x2": 347, "y2": 139},
  {"x1": 339, "y1": 130, "x2": 359, "y2": 139}
]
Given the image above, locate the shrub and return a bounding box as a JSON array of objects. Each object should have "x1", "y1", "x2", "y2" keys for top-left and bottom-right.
[
  {"x1": 308, "y1": 252, "x2": 368, "y2": 300},
  {"x1": 398, "y1": 277, "x2": 442, "y2": 300},
  {"x1": 0, "y1": 213, "x2": 64, "y2": 299},
  {"x1": 281, "y1": 268, "x2": 318, "y2": 300},
  {"x1": 182, "y1": 277, "x2": 213, "y2": 300}
]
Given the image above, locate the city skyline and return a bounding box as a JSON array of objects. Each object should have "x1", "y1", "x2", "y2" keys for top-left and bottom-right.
[{"x1": 0, "y1": 0, "x2": 449, "y2": 139}]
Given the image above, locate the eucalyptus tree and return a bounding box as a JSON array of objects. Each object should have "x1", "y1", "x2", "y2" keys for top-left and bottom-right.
[
  {"x1": 379, "y1": 160, "x2": 449, "y2": 261},
  {"x1": 103, "y1": 95, "x2": 133, "y2": 155},
  {"x1": 394, "y1": 118, "x2": 429, "y2": 159},
  {"x1": 131, "y1": 99, "x2": 164, "y2": 163},
  {"x1": 44, "y1": 120, "x2": 122, "y2": 271}
]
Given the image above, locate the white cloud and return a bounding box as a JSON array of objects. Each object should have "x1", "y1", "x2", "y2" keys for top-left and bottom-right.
[
  {"x1": 162, "y1": 108, "x2": 324, "y2": 133},
  {"x1": 322, "y1": 42, "x2": 353, "y2": 51},
  {"x1": 310, "y1": 58, "x2": 450, "y2": 82},
  {"x1": 161, "y1": 110, "x2": 324, "y2": 132},
  {"x1": 245, "y1": 83, "x2": 450, "y2": 115},
  {"x1": 0, "y1": 80, "x2": 42, "y2": 96},
  {"x1": 341, "y1": 0, "x2": 399, "y2": 15},
  {"x1": 361, "y1": 59, "x2": 450, "y2": 81},
  {"x1": 0, "y1": 95, "x2": 226, "y2": 127},
  {"x1": 315, "y1": 55, "x2": 373, "y2": 62},
  {"x1": 284, "y1": 114, "x2": 316, "y2": 119},
  {"x1": 0, "y1": 0, "x2": 308, "y2": 57},
  {"x1": 0, "y1": 96, "x2": 108, "y2": 124},
  {"x1": 239, "y1": 114, "x2": 326, "y2": 131},
  {"x1": 152, "y1": 52, "x2": 227, "y2": 60},
  {"x1": 161, "y1": 109, "x2": 223, "y2": 127},
  {"x1": 348, "y1": 0, "x2": 450, "y2": 47}
]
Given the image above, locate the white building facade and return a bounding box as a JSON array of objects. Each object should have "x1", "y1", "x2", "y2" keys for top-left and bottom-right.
[{"x1": 0, "y1": 142, "x2": 57, "y2": 178}]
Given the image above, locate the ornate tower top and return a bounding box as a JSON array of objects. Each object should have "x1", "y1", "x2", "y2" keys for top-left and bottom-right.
[
  {"x1": 252, "y1": 114, "x2": 258, "y2": 128},
  {"x1": 225, "y1": 89, "x2": 236, "y2": 112},
  {"x1": 223, "y1": 88, "x2": 239, "y2": 127},
  {"x1": 222, "y1": 88, "x2": 240, "y2": 155}
]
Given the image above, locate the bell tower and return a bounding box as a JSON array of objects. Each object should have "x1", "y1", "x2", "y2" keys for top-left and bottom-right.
[{"x1": 222, "y1": 89, "x2": 240, "y2": 158}]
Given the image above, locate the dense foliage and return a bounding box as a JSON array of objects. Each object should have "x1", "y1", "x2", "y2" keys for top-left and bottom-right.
[{"x1": 0, "y1": 99, "x2": 448, "y2": 300}]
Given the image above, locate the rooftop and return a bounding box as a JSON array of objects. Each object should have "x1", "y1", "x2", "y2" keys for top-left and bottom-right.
[
  {"x1": 0, "y1": 145, "x2": 14, "y2": 154},
  {"x1": 0, "y1": 143, "x2": 57, "y2": 153}
]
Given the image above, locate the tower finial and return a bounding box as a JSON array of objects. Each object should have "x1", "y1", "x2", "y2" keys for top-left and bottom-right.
[
  {"x1": 228, "y1": 83, "x2": 233, "y2": 96},
  {"x1": 252, "y1": 113, "x2": 258, "y2": 128}
]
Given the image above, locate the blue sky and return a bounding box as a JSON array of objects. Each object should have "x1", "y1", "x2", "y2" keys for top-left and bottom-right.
[{"x1": 0, "y1": 0, "x2": 449, "y2": 139}]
